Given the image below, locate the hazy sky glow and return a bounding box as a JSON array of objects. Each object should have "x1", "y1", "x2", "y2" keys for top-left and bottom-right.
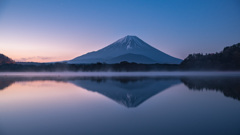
[{"x1": 0, "y1": 0, "x2": 240, "y2": 62}]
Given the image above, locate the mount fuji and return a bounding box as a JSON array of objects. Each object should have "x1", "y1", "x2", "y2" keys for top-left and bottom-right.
[{"x1": 68, "y1": 35, "x2": 182, "y2": 64}]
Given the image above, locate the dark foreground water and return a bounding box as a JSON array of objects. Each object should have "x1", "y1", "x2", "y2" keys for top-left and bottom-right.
[{"x1": 0, "y1": 73, "x2": 240, "y2": 135}]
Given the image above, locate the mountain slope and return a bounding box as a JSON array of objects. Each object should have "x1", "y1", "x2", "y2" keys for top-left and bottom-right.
[
  {"x1": 69, "y1": 35, "x2": 182, "y2": 64},
  {"x1": 106, "y1": 53, "x2": 157, "y2": 64},
  {"x1": 0, "y1": 54, "x2": 15, "y2": 65}
]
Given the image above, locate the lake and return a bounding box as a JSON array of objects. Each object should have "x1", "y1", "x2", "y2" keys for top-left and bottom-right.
[{"x1": 0, "y1": 72, "x2": 240, "y2": 135}]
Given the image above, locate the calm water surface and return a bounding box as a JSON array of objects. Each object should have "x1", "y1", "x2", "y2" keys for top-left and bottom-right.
[{"x1": 0, "y1": 73, "x2": 240, "y2": 135}]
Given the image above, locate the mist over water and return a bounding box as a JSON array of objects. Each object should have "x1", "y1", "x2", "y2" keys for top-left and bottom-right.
[{"x1": 0, "y1": 73, "x2": 240, "y2": 135}]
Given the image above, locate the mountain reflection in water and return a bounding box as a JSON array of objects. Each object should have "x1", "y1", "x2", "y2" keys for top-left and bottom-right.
[
  {"x1": 69, "y1": 78, "x2": 180, "y2": 107},
  {"x1": 0, "y1": 76, "x2": 240, "y2": 107}
]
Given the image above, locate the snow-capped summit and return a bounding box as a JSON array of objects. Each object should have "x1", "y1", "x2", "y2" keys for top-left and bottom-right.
[
  {"x1": 114, "y1": 35, "x2": 146, "y2": 48},
  {"x1": 110, "y1": 35, "x2": 153, "y2": 51},
  {"x1": 68, "y1": 35, "x2": 182, "y2": 64}
]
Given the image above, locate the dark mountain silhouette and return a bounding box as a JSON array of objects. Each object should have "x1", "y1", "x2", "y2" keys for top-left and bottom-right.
[
  {"x1": 181, "y1": 43, "x2": 240, "y2": 70},
  {"x1": 0, "y1": 53, "x2": 15, "y2": 65},
  {"x1": 69, "y1": 35, "x2": 182, "y2": 64}
]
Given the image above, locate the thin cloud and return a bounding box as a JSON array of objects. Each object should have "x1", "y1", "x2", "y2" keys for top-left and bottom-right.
[{"x1": 16, "y1": 56, "x2": 57, "y2": 62}]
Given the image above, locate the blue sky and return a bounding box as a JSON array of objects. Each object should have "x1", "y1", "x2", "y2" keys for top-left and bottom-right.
[{"x1": 0, "y1": 0, "x2": 240, "y2": 62}]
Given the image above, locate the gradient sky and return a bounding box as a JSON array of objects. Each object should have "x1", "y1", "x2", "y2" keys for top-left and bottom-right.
[{"x1": 0, "y1": 0, "x2": 240, "y2": 62}]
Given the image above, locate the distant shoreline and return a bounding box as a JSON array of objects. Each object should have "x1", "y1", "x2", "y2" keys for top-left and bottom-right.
[
  {"x1": 1, "y1": 62, "x2": 240, "y2": 72},
  {"x1": 1, "y1": 71, "x2": 240, "y2": 77}
]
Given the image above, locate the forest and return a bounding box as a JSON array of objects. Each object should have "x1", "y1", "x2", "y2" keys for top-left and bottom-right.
[{"x1": 180, "y1": 43, "x2": 240, "y2": 70}]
